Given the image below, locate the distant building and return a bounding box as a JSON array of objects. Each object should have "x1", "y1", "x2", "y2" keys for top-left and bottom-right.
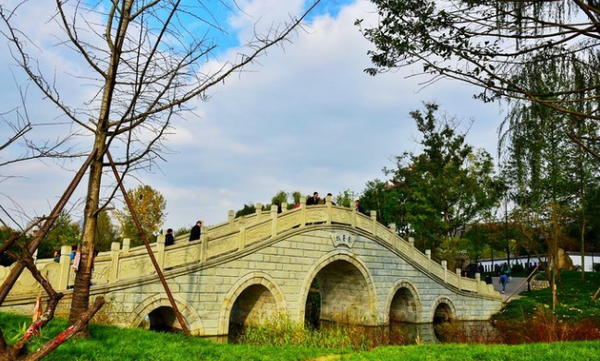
[{"x1": 476, "y1": 252, "x2": 600, "y2": 272}]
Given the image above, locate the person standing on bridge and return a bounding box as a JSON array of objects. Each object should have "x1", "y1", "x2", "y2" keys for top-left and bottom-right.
[
  {"x1": 355, "y1": 200, "x2": 366, "y2": 214},
  {"x1": 306, "y1": 192, "x2": 320, "y2": 206},
  {"x1": 165, "y1": 228, "x2": 175, "y2": 246},
  {"x1": 189, "y1": 221, "x2": 202, "y2": 241}
]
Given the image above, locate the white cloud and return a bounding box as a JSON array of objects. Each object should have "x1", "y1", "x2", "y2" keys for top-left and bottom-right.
[{"x1": 1, "y1": 0, "x2": 504, "y2": 233}]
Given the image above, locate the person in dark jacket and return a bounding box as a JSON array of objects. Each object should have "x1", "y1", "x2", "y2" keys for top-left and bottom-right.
[
  {"x1": 306, "y1": 192, "x2": 320, "y2": 206},
  {"x1": 189, "y1": 221, "x2": 202, "y2": 241},
  {"x1": 165, "y1": 228, "x2": 175, "y2": 246},
  {"x1": 354, "y1": 200, "x2": 366, "y2": 214}
]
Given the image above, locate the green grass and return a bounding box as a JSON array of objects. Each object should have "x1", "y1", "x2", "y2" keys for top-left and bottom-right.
[
  {"x1": 496, "y1": 271, "x2": 600, "y2": 321},
  {"x1": 3, "y1": 310, "x2": 600, "y2": 360},
  {"x1": 0, "y1": 312, "x2": 346, "y2": 361},
  {"x1": 4, "y1": 270, "x2": 600, "y2": 360},
  {"x1": 338, "y1": 342, "x2": 600, "y2": 361},
  {"x1": 3, "y1": 311, "x2": 600, "y2": 360}
]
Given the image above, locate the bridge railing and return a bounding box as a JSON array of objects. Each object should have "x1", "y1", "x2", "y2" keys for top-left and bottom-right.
[{"x1": 0, "y1": 198, "x2": 496, "y2": 298}]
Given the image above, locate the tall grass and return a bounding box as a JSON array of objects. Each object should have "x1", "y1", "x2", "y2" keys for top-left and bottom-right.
[{"x1": 238, "y1": 314, "x2": 406, "y2": 351}]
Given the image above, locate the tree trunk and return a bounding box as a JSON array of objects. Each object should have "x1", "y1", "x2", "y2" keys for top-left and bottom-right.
[{"x1": 67, "y1": 141, "x2": 105, "y2": 335}]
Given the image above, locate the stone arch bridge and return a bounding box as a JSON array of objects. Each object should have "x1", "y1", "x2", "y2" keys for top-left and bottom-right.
[{"x1": 1, "y1": 200, "x2": 501, "y2": 336}]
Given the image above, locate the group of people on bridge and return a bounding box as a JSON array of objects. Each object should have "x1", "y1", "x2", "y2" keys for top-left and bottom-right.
[{"x1": 164, "y1": 220, "x2": 202, "y2": 247}]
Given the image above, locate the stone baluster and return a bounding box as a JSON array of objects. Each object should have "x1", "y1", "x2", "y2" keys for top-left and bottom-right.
[
  {"x1": 408, "y1": 237, "x2": 415, "y2": 259},
  {"x1": 109, "y1": 242, "x2": 120, "y2": 282},
  {"x1": 475, "y1": 272, "x2": 487, "y2": 294},
  {"x1": 228, "y1": 210, "x2": 235, "y2": 231},
  {"x1": 238, "y1": 217, "x2": 247, "y2": 251},
  {"x1": 351, "y1": 204, "x2": 357, "y2": 229},
  {"x1": 58, "y1": 245, "x2": 72, "y2": 290},
  {"x1": 281, "y1": 202, "x2": 288, "y2": 213},
  {"x1": 157, "y1": 234, "x2": 165, "y2": 270},
  {"x1": 255, "y1": 203, "x2": 263, "y2": 222},
  {"x1": 200, "y1": 235, "x2": 208, "y2": 263},
  {"x1": 370, "y1": 210, "x2": 377, "y2": 235},
  {"x1": 425, "y1": 249, "x2": 431, "y2": 271},
  {"x1": 270, "y1": 204, "x2": 278, "y2": 237},
  {"x1": 388, "y1": 223, "x2": 397, "y2": 247},
  {"x1": 326, "y1": 195, "x2": 332, "y2": 225},
  {"x1": 441, "y1": 260, "x2": 448, "y2": 282},
  {"x1": 300, "y1": 197, "x2": 306, "y2": 228},
  {"x1": 456, "y1": 268, "x2": 462, "y2": 289},
  {"x1": 122, "y1": 238, "x2": 131, "y2": 253}
]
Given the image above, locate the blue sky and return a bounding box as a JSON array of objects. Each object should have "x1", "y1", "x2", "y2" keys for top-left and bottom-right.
[{"x1": 0, "y1": 0, "x2": 504, "y2": 232}]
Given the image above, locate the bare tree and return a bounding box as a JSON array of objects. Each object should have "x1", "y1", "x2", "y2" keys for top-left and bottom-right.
[{"x1": 1, "y1": 0, "x2": 321, "y2": 342}]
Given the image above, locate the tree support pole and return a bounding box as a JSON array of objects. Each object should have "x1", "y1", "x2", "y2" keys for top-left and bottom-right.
[
  {"x1": 505, "y1": 264, "x2": 540, "y2": 303},
  {"x1": 0, "y1": 148, "x2": 97, "y2": 305},
  {"x1": 106, "y1": 150, "x2": 190, "y2": 335}
]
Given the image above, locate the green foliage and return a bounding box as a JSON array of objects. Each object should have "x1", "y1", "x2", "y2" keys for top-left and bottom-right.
[
  {"x1": 0, "y1": 225, "x2": 22, "y2": 266},
  {"x1": 95, "y1": 210, "x2": 119, "y2": 252},
  {"x1": 174, "y1": 227, "x2": 190, "y2": 237},
  {"x1": 291, "y1": 191, "x2": 302, "y2": 206},
  {"x1": 113, "y1": 185, "x2": 166, "y2": 247},
  {"x1": 335, "y1": 189, "x2": 357, "y2": 208},
  {"x1": 240, "y1": 314, "x2": 369, "y2": 351},
  {"x1": 359, "y1": 0, "x2": 600, "y2": 127},
  {"x1": 385, "y1": 103, "x2": 502, "y2": 265},
  {"x1": 271, "y1": 191, "x2": 288, "y2": 206},
  {"x1": 38, "y1": 212, "x2": 81, "y2": 258},
  {"x1": 359, "y1": 180, "x2": 401, "y2": 229},
  {"x1": 496, "y1": 271, "x2": 600, "y2": 322},
  {"x1": 235, "y1": 203, "x2": 256, "y2": 218}
]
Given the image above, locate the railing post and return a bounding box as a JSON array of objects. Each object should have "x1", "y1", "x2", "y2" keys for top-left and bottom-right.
[
  {"x1": 281, "y1": 202, "x2": 288, "y2": 213},
  {"x1": 442, "y1": 260, "x2": 448, "y2": 282},
  {"x1": 109, "y1": 242, "x2": 121, "y2": 282},
  {"x1": 200, "y1": 236, "x2": 208, "y2": 263},
  {"x1": 425, "y1": 249, "x2": 431, "y2": 271},
  {"x1": 157, "y1": 234, "x2": 165, "y2": 270},
  {"x1": 370, "y1": 210, "x2": 377, "y2": 235},
  {"x1": 326, "y1": 195, "x2": 332, "y2": 225},
  {"x1": 228, "y1": 210, "x2": 235, "y2": 230},
  {"x1": 351, "y1": 204, "x2": 356, "y2": 228},
  {"x1": 255, "y1": 203, "x2": 263, "y2": 222},
  {"x1": 300, "y1": 197, "x2": 306, "y2": 228},
  {"x1": 58, "y1": 245, "x2": 72, "y2": 290},
  {"x1": 32, "y1": 249, "x2": 38, "y2": 265},
  {"x1": 270, "y1": 204, "x2": 278, "y2": 237},
  {"x1": 475, "y1": 272, "x2": 486, "y2": 294},
  {"x1": 122, "y1": 238, "x2": 131, "y2": 253},
  {"x1": 239, "y1": 217, "x2": 247, "y2": 251},
  {"x1": 456, "y1": 268, "x2": 462, "y2": 289},
  {"x1": 408, "y1": 237, "x2": 415, "y2": 258}
]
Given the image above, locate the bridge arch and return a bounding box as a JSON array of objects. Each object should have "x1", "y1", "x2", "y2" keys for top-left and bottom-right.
[
  {"x1": 385, "y1": 279, "x2": 423, "y2": 323},
  {"x1": 129, "y1": 293, "x2": 204, "y2": 335},
  {"x1": 217, "y1": 272, "x2": 286, "y2": 335},
  {"x1": 297, "y1": 249, "x2": 378, "y2": 326},
  {"x1": 429, "y1": 296, "x2": 456, "y2": 323}
]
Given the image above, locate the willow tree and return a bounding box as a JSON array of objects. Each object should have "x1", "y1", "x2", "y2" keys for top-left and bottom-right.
[
  {"x1": 499, "y1": 57, "x2": 600, "y2": 280},
  {"x1": 1, "y1": 0, "x2": 321, "y2": 337},
  {"x1": 359, "y1": 0, "x2": 600, "y2": 159}
]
